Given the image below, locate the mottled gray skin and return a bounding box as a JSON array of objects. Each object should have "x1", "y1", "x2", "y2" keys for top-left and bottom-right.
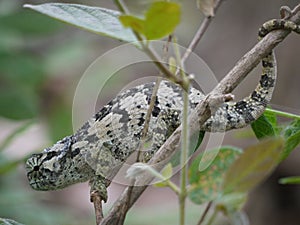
[{"x1": 26, "y1": 19, "x2": 300, "y2": 201}]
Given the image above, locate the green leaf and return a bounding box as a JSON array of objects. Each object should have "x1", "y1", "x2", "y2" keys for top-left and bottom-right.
[
  {"x1": 0, "y1": 218, "x2": 24, "y2": 225},
  {"x1": 251, "y1": 112, "x2": 277, "y2": 139},
  {"x1": 119, "y1": 15, "x2": 144, "y2": 34},
  {"x1": 119, "y1": 1, "x2": 181, "y2": 40},
  {"x1": 153, "y1": 163, "x2": 173, "y2": 188},
  {"x1": 223, "y1": 138, "x2": 284, "y2": 194},
  {"x1": 188, "y1": 147, "x2": 242, "y2": 204},
  {"x1": 144, "y1": 2, "x2": 180, "y2": 40},
  {"x1": 24, "y1": 3, "x2": 137, "y2": 43},
  {"x1": 281, "y1": 119, "x2": 300, "y2": 160},
  {"x1": 279, "y1": 176, "x2": 300, "y2": 184}
]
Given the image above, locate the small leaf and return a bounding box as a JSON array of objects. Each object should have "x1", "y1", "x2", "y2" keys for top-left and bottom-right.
[
  {"x1": 279, "y1": 176, "x2": 300, "y2": 184},
  {"x1": 264, "y1": 109, "x2": 278, "y2": 128},
  {"x1": 251, "y1": 113, "x2": 277, "y2": 139},
  {"x1": 153, "y1": 163, "x2": 173, "y2": 188},
  {"x1": 119, "y1": 15, "x2": 144, "y2": 34},
  {"x1": 144, "y1": 2, "x2": 180, "y2": 39},
  {"x1": 188, "y1": 147, "x2": 242, "y2": 204},
  {"x1": 197, "y1": 0, "x2": 215, "y2": 17},
  {"x1": 216, "y1": 193, "x2": 248, "y2": 215},
  {"x1": 281, "y1": 119, "x2": 300, "y2": 160},
  {"x1": 24, "y1": 3, "x2": 137, "y2": 43},
  {"x1": 161, "y1": 163, "x2": 173, "y2": 178},
  {"x1": 223, "y1": 138, "x2": 284, "y2": 194}
]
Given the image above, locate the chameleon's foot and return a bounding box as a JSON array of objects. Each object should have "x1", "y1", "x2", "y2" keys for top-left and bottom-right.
[{"x1": 89, "y1": 176, "x2": 109, "y2": 202}]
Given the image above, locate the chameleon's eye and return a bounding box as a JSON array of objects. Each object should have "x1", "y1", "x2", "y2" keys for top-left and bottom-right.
[{"x1": 33, "y1": 165, "x2": 40, "y2": 171}]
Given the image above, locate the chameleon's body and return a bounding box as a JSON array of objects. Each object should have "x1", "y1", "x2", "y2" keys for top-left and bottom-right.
[{"x1": 26, "y1": 19, "x2": 300, "y2": 201}]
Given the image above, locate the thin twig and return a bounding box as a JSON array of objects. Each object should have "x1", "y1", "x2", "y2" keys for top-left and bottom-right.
[
  {"x1": 100, "y1": 5, "x2": 300, "y2": 225},
  {"x1": 197, "y1": 201, "x2": 213, "y2": 225},
  {"x1": 91, "y1": 191, "x2": 104, "y2": 225},
  {"x1": 180, "y1": 0, "x2": 223, "y2": 65}
]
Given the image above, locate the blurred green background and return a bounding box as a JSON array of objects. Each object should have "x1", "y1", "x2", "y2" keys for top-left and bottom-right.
[{"x1": 1, "y1": 0, "x2": 300, "y2": 225}]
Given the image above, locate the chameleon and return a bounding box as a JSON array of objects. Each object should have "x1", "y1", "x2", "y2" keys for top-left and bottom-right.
[{"x1": 26, "y1": 19, "x2": 300, "y2": 202}]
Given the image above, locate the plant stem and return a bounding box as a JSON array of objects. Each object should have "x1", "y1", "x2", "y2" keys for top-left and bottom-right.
[
  {"x1": 265, "y1": 108, "x2": 300, "y2": 120},
  {"x1": 179, "y1": 77, "x2": 190, "y2": 225}
]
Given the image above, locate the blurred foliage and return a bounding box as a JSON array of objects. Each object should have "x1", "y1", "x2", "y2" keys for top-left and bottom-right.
[
  {"x1": 0, "y1": 0, "x2": 93, "y2": 224},
  {"x1": 0, "y1": 3, "x2": 62, "y2": 120}
]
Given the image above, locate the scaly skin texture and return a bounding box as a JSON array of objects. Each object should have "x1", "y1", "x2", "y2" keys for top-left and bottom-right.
[{"x1": 26, "y1": 19, "x2": 300, "y2": 201}]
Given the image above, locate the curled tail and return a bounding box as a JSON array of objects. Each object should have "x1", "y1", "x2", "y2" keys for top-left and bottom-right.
[{"x1": 203, "y1": 19, "x2": 300, "y2": 132}]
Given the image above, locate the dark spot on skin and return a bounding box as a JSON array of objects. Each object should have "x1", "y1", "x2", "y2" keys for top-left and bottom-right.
[
  {"x1": 71, "y1": 148, "x2": 80, "y2": 158},
  {"x1": 134, "y1": 133, "x2": 141, "y2": 138},
  {"x1": 258, "y1": 26, "x2": 268, "y2": 37},
  {"x1": 44, "y1": 151, "x2": 60, "y2": 161},
  {"x1": 166, "y1": 103, "x2": 171, "y2": 108},
  {"x1": 106, "y1": 130, "x2": 112, "y2": 136},
  {"x1": 235, "y1": 101, "x2": 247, "y2": 112},
  {"x1": 137, "y1": 105, "x2": 141, "y2": 109},
  {"x1": 138, "y1": 117, "x2": 145, "y2": 126},
  {"x1": 152, "y1": 106, "x2": 161, "y2": 117},
  {"x1": 116, "y1": 108, "x2": 130, "y2": 124},
  {"x1": 251, "y1": 91, "x2": 261, "y2": 101},
  {"x1": 95, "y1": 102, "x2": 113, "y2": 121},
  {"x1": 262, "y1": 60, "x2": 273, "y2": 68},
  {"x1": 260, "y1": 74, "x2": 275, "y2": 88}
]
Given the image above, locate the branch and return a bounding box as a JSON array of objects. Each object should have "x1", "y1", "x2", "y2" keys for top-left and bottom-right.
[{"x1": 101, "y1": 4, "x2": 300, "y2": 225}]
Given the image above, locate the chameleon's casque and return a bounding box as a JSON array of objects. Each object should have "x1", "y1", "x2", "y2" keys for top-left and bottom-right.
[{"x1": 26, "y1": 19, "x2": 300, "y2": 201}]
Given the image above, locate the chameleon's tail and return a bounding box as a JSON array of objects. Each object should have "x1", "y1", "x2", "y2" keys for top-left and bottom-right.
[{"x1": 203, "y1": 19, "x2": 300, "y2": 132}]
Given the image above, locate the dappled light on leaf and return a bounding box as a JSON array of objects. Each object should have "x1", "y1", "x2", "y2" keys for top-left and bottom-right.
[
  {"x1": 223, "y1": 138, "x2": 284, "y2": 194},
  {"x1": 188, "y1": 147, "x2": 241, "y2": 204}
]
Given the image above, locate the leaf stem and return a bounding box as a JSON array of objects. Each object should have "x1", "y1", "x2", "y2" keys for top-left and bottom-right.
[{"x1": 266, "y1": 108, "x2": 300, "y2": 120}]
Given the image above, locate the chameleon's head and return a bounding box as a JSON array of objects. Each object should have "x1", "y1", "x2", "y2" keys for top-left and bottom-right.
[{"x1": 25, "y1": 136, "x2": 91, "y2": 191}]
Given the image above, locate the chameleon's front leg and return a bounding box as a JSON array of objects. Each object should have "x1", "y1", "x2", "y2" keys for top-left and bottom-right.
[{"x1": 89, "y1": 175, "x2": 111, "y2": 202}]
